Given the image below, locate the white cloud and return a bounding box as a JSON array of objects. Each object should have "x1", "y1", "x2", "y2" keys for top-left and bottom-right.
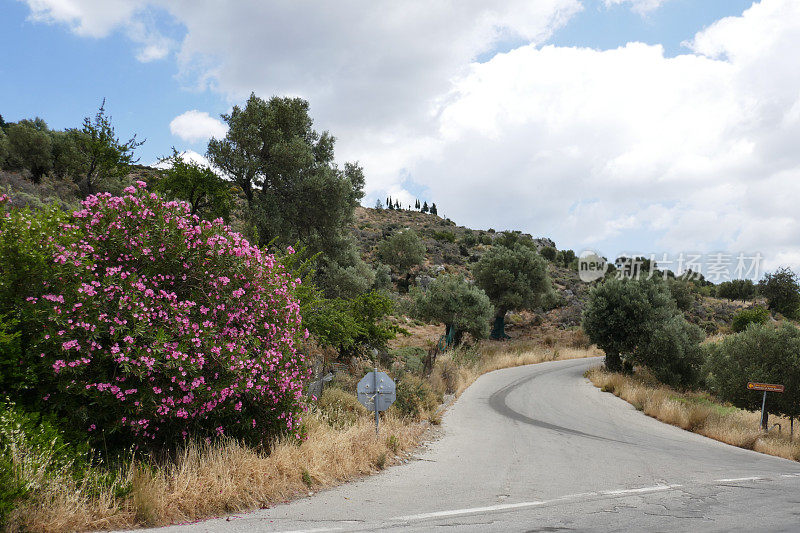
[
  {"x1": 18, "y1": 0, "x2": 800, "y2": 271},
  {"x1": 169, "y1": 110, "x2": 227, "y2": 143},
  {"x1": 603, "y1": 0, "x2": 669, "y2": 15},
  {"x1": 21, "y1": 0, "x2": 173, "y2": 61},
  {"x1": 411, "y1": 0, "x2": 800, "y2": 269}
]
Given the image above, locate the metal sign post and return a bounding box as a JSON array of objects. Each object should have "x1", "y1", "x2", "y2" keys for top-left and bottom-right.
[
  {"x1": 357, "y1": 369, "x2": 396, "y2": 436},
  {"x1": 373, "y1": 367, "x2": 380, "y2": 434},
  {"x1": 747, "y1": 382, "x2": 785, "y2": 431}
]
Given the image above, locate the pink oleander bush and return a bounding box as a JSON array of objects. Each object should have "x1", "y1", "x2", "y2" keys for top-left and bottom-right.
[{"x1": 1, "y1": 184, "x2": 310, "y2": 451}]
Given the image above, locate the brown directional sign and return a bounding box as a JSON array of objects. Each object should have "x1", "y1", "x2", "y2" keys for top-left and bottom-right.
[{"x1": 747, "y1": 382, "x2": 785, "y2": 393}]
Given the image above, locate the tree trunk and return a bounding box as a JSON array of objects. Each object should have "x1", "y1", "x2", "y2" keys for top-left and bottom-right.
[{"x1": 490, "y1": 309, "x2": 509, "y2": 340}]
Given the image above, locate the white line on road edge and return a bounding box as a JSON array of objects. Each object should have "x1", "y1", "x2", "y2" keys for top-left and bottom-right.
[
  {"x1": 713, "y1": 477, "x2": 764, "y2": 483},
  {"x1": 279, "y1": 527, "x2": 344, "y2": 533},
  {"x1": 394, "y1": 501, "x2": 547, "y2": 521},
  {"x1": 393, "y1": 485, "x2": 681, "y2": 522},
  {"x1": 600, "y1": 484, "x2": 682, "y2": 496}
]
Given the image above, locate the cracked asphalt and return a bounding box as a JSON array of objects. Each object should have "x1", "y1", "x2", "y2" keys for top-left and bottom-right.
[{"x1": 142, "y1": 357, "x2": 800, "y2": 532}]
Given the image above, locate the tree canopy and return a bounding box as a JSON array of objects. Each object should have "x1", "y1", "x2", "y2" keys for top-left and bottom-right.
[
  {"x1": 759, "y1": 267, "x2": 800, "y2": 319},
  {"x1": 582, "y1": 277, "x2": 703, "y2": 386},
  {"x1": 207, "y1": 93, "x2": 371, "y2": 298},
  {"x1": 413, "y1": 274, "x2": 493, "y2": 345},
  {"x1": 376, "y1": 229, "x2": 426, "y2": 291},
  {"x1": 156, "y1": 150, "x2": 236, "y2": 221},
  {"x1": 472, "y1": 243, "x2": 551, "y2": 339},
  {"x1": 705, "y1": 323, "x2": 800, "y2": 420}
]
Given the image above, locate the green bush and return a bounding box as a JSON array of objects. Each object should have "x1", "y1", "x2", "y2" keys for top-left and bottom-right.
[
  {"x1": 636, "y1": 315, "x2": 704, "y2": 388},
  {"x1": 393, "y1": 374, "x2": 439, "y2": 419},
  {"x1": 0, "y1": 200, "x2": 80, "y2": 405},
  {"x1": 667, "y1": 279, "x2": 696, "y2": 311},
  {"x1": 582, "y1": 277, "x2": 703, "y2": 387},
  {"x1": 390, "y1": 346, "x2": 427, "y2": 374},
  {"x1": 731, "y1": 306, "x2": 770, "y2": 333},
  {"x1": 431, "y1": 230, "x2": 456, "y2": 243},
  {"x1": 705, "y1": 323, "x2": 800, "y2": 419},
  {"x1": 759, "y1": 267, "x2": 800, "y2": 319},
  {"x1": 539, "y1": 246, "x2": 557, "y2": 262},
  {"x1": 716, "y1": 279, "x2": 756, "y2": 301}
]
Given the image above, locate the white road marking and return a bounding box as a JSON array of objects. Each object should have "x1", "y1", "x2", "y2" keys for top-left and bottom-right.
[
  {"x1": 394, "y1": 501, "x2": 547, "y2": 521},
  {"x1": 393, "y1": 484, "x2": 683, "y2": 522},
  {"x1": 600, "y1": 484, "x2": 681, "y2": 496},
  {"x1": 301, "y1": 474, "x2": 800, "y2": 528},
  {"x1": 278, "y1": 527, "x2": 344, "y2": 533}
]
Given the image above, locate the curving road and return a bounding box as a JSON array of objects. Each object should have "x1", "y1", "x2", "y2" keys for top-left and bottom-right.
[{"x1": 152, "y1": 357, "x2": 800, "y2": 532}]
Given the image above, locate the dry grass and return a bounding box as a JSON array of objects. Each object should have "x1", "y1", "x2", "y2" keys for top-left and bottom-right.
[
  {"x1": 8, "y1": 412, "x2": 422, "y2": 532},
  {"x1": 432, "y1": 341, "x2": 601, "y2": 398},
  {"x1": 11, "y1": 340, "x2": 599, "y2": 532},
  {"x1": 587, "y1": 368, "x2": 800, "y2": 462}
]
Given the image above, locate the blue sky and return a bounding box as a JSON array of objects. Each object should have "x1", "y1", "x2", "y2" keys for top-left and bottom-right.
[{"x1": 2, "y1": 0, "x2": 800, "y2": 276}]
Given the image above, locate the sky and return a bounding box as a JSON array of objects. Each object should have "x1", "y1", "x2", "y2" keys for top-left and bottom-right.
[{"x1": 2, "y1": 0, "x2": 798, "y2": 279}]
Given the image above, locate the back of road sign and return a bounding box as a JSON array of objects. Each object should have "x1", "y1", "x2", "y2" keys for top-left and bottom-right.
[{"x1": 357, "y1": 371, "x2": 396, "y2": 411}]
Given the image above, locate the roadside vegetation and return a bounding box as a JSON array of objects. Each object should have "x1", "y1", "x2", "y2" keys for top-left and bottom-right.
[
  {"x1": 4, "y1": 94, "x2": 800, "y2": 530},
  {"x1": 583, "y1": 271, "x2": 800, "y2": 459},
  {"x1": 0, "y1": 98, "x2": 597, "y2": 531}
]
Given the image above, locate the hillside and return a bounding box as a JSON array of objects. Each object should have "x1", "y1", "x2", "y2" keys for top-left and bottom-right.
[{"x1": 349, "y1": 205, "x2": 749, "y2": 346}]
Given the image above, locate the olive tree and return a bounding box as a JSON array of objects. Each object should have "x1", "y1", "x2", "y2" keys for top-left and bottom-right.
[
  {"x1": 582, "y1": 277, "x2": 703, "y2": 386},
  {"x1": 413, "y1": 274, "x2": 494, "y2": 345},
  {"x1": 473, "y1": 244, "x2": 551, "y2": 339},
  {"x1": 3, "y1": 119, "x2": 53, "y2": 183},
  {"x1": 705, "y1": 323, "x2": 800, "y2": 421},
  {"x1": 758, "y1": 267, "x2": 800, "y2": 319},
  {"x1": 377, "y1": 229, "x2": 426, "y2": 292},
  {"x1": 207, "y1": 94, "x2": 371, "y2": 298}
]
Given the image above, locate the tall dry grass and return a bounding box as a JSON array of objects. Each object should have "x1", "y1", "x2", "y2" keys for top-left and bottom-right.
[
  {"x1": 11, "y1": 339, "x2": 599, "y2": 532},
  {"x1": 8, "y1": 412, "x2": 422, "y2": 532},
  {"x1": 587, "y1": 368, "x2": 800, "y2": 462}
]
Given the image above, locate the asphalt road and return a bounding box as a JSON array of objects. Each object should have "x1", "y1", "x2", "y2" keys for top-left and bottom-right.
[{"x1": 149, "y1": 357, "x2": 800, "y2": 532}]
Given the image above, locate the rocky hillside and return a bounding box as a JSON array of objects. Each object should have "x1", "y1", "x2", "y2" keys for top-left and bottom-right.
[{"x1": 349, "y1": 205, "x2": 748, "y2": 340}]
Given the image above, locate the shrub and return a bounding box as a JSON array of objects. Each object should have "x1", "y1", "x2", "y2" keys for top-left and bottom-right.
[
  {"x1": 705, "y1": 323, "x2": 800, "y2": 419},
  {"x1": 0, "y1": 197, "x2": 82, "y2": 404},
  {"x1": 731, "y1": 306, "x2": 770, "y2": 333},
  {"x1": 3, "y1": 184, "x2": 310, "y2": 451},
  {"x1": 390, "y1": 346, "x2": 427, "y2": 374},
  {"x1": 636, "y1": 315, "x2": 704, "y2": 388},
  {"x1": 315, "y1": 388, "x2": 366, "y2": 428},
  {"x1": 539, "y1": 246, "x2": 557, "y2": 262},
  {"x1": 393, "y1": 374, "x2": 439, "y2": 419},
  {"x1": 759, "y1": 267, "x2": 800, "y2": 319},
  {"x1": 431, "y1": 230, "x2": 456, "y2": 243},
  {"x1": 667, "y1": 279, "x2": 696, "y2": 311},
  {"x1": 716, "y1": 279, "x2": 756, "y2": 301}
]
